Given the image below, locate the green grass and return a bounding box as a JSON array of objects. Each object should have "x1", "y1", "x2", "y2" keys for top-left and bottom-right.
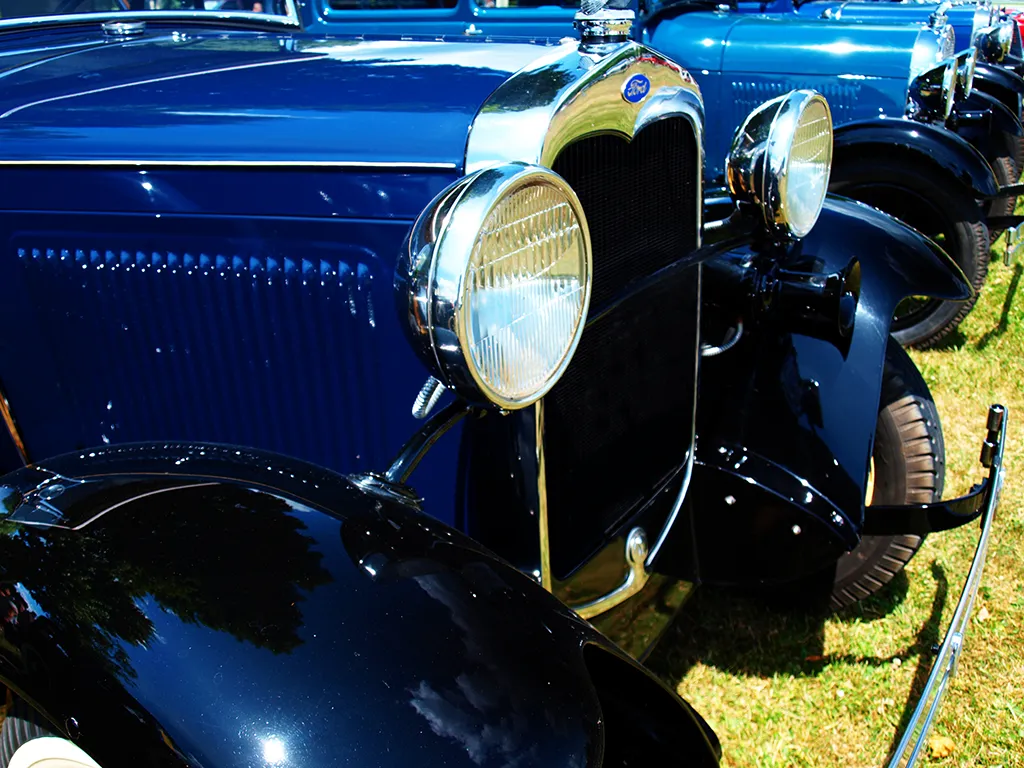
[{"x1": 646, "y1": 242, "x2": 1024, "y2": 767}]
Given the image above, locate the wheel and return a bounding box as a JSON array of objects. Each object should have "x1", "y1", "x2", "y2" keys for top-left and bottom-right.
[
  {"x1": 829, "y1": 337, "x2": 945, "y2": 610},
  {"x1": 987, "y1": 155, "x2": 1018, "y2": 242},
  {"x1": 829, "y1": 157, "x2": 990, "y2": 349}
]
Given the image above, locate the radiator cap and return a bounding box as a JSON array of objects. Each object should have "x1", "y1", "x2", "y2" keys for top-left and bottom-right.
[{"x1": 574, "y1": 0, "x2": 634, "y2": 44}]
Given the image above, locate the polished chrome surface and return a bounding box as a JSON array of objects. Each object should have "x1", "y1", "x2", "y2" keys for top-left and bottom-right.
[
  {"x1": 886, "y1": 405, "x2": 1007, "y2": 768},
  {"x1": 574, "y1": 0, "x2": 635, "y2": 46},
  {"x1": 572, "y1": 528, "x2": 650, "y2": 620},
  {"x1": 0, "y1": 1, "x2": 299, "y2": 30},
  {"x1": 956, "y1": 48, "x2": 978, "y2": 97},
  {"x1": 465, "y1": 41, "x2": 705, "y2": 180},
  {"x1": 727, "y1": 89, "x2": 833, "y2": 240},
  {"x1": 536, "y1": 399, "x2": 553, "y2": 592},
  {"x1": 411, "y1": 376, "x2": 446, "y2": 420},
  {"x1": 101, "y1": 20, "x2": 145, "y2": 37},
  {"x1": 463, "y1": 39, "x2": 704, "y2": 613},
  {"x1": 906, "y1": 58, "x2": 956, "y2": 121},
  {"x1": 928, "y1": 1, "x2": 951, "y2": 28},
  {"x1": 970, "y1": 3, "x2": 997, "y2": 46},
  {"x1": 910, "y1": 25, "x2": 950, "y2": 80},
  {"x1": 400, "y1": 163, "x2": 593, "y2": 410},
  {"x1": 976, "y1": 22, "x2": 1014, "y2": 63},
  {"x1": 0, "y1": 384, "x2": 28, "y2": 466},
  {"x1": 700, "y1": 318, "x2": 744, "y2": 358},
  {"x1": 382, "y1": 400, "x2": 471, "y2": 485},
  {"x1": 1003, "y1": 224, "x2": 1024, "y2": 266}
]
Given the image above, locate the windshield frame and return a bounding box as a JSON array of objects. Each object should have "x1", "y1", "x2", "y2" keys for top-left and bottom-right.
[{"x1": 0, "y1": 0, "x2": 301, "y2": 31}]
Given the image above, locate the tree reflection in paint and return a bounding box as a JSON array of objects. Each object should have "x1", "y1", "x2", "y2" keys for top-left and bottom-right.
[{"x1": 0, "y1": 483, "x2": 332, "y2": 683}]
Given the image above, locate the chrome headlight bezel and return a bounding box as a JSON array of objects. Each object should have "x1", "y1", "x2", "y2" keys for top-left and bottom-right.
[
  {"x1": 908, "y1": 58, "x2": 956, "y2": 122},
  {"x1": 976, "y1": 21, "x2": 1014, "y2": 62},
  {"x1": 971, "y1": 3, "x2": 996, "y2": 47},
  {"x1": 726, "y1": 89, "x2": 834, "y2": 240},
  {"x1": 956, "y1": 47, "x2": 978, "y2": 97},
  {"x1": 397, "y1": 163, "x2": 593, "y2": 411}
]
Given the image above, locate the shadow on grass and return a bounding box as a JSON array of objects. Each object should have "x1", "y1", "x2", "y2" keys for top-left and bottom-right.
[
  {"x1": 976, "y1": 263, "x2": 1022, "y2": 351},
  {"x1": 925, "y1": 328, "x2": 967, "y2": 352},
  {"x1": 646, "y1": 561, "x2": 948, "y2": 691},
  {"x1": 884, "y1": 561, "x2": 948, "y2": 761}
]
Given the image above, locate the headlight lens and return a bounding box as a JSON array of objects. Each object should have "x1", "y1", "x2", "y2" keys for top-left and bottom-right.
[
  {"x1": 465, "y1": 180, "x2": 589, "y2": 405},
  {"x1": 726, "y1": 89, "x2": 833, "y2": 240},
  {"x1": 398, "y1": 164, "x2": 592, "y2": 410}
]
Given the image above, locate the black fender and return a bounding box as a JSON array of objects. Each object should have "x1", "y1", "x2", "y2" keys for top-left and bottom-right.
[
  {"x1": 951, "y1": 90, "x2": 1024, "y2": 171},
  {"x1": 0, "y1": 443, "x2": 720, "y2": 768},
  {"x1": 687, "y1": 196, "x2": 971, "y2": 586},
  {"x1": 973, "y1": 62, "x2": 1024, "y2": 118},
  {"x1": 832, "y1": 119, "x2": 1000, "y2": 199}
]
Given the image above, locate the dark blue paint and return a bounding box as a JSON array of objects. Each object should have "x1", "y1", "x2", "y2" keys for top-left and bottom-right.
[
  {"x1": 0, "y1": 208, "x2": 474, "y2": 524},
  {"x1": 0, "y1": 27, "x2": 553, "y2": 167}
]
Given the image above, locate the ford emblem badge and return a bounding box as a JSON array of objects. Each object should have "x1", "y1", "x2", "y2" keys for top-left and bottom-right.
[{"x1": 621, "y1": 74, "x2": 651, "y2": 104}]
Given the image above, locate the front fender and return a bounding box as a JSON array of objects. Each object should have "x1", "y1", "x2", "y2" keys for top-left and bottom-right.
[
  {"x1": 834, "y1": 119, "x2": 1000, "y2": 199},
  {"x1": 952, "y1": 89, "x2": 1024, "y2": 167},
  {"x1": 973, "y1": 62, "x2": 1024, "y2": 117},
  {"x1": 689, "y1": 196, "x2": 969, "y2": 585},
  {"x1": 0, "y1": 443, "x2": 719, "y2": 767}
]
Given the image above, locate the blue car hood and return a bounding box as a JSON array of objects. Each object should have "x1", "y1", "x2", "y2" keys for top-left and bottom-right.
[
  {"x1": 803, "y1": 1, "x2": 978, "y2": 42},
  {"x1": 651, "y1": 13, "x2": 921, "y2": 76},
  {"x1": 0, "y1": 28, "x2": 560, "y2": 167}
]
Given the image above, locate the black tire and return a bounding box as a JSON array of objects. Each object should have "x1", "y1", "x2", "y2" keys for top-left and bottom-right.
[
  {"x1": 829, "y1": 338, "x2": 945, "y2": 610},
  {"x1": 829, "y1": 157, "x2": 990, "y2": 349},
  {"x1": 987, "y1": 155, "x2": 1018, "y2": 242}
]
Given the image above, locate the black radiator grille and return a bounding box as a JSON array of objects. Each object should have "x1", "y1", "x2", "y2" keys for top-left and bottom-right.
[
  {"x1": 544, "y1": 117, "x2": 700, "y2": 577},
  {"x1": 555, "y1": 119, "x2": 699, "y2": 310}
]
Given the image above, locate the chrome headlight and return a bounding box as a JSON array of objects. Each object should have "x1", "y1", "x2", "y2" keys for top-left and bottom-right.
[
  {"x1": 908, "y1": 58, "x2": 956, "y2": 121},
  {"x1": 976, "y1": 22, "x2": 1013, "y2": 62},
  {"x1": 971, "y1": 3, "x2": 995, "y2": 46},
  {"x1": 398, "y1": 163, "x2": 592, "y2": 410},
  {"x1": 956, "y1": 47, "x2": 978, "y2": 97},
  {"x1": 726, "y1": 90, "x2": 833, "y2": 240}
]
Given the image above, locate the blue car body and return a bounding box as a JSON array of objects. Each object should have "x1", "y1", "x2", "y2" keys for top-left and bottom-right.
[
  {"x1": 0, "y1": 5, "x2": 1010, "y2": 764},
  {"x1": 300, "y1": 0, "x2": 1008, "y2": 184}
]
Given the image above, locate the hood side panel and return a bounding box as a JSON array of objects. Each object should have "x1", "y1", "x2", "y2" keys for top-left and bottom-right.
[{"x1": 0, "y1": 193, "x2": 465, "y2": 524}]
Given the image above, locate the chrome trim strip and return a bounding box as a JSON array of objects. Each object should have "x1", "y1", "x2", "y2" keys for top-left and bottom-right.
[
  {"x1": 885, "y1": 405, "x2": 1008, "y2": 768},
  {"x1": 0, "y1": 160, "x2": 458, "y2": 170},
  {"x1": 466, "y1": 41, "x2": 705, "y2": 175},
  {"x1": 536, "y1": 399, "x2": 552, "y2": 592},
  {"x1": 1, "y1": 56, "x2": 322, "y2": 120},
  {"x1": 0, "y1": 4, "x2": 300, "y2": 31},
  {"x1": 574, "y1": 527, "x2": 649, "y2": 620},
  {"x1": 646, "y1": 263, "x2": 701, "y2": 568},
  {"x1": 471, "y1": 41, "x2": 705, "y2": 615},
  {"x1": 0, "y1": 385, "x2": 28, "y2": 466}
]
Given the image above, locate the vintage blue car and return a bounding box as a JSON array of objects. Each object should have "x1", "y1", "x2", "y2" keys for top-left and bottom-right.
[
  {"x1": 753, "y1": 1, "x2": 1024, "y2": 181},
  {"x1": 0, "y1": 1, "x2": 1009, "y2": 766},
  {"x1": 301, "y1": 0, "x2": 1021, "y2": 347}
]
